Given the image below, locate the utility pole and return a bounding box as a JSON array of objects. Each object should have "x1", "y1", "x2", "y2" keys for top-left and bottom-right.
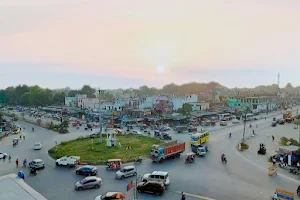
[{"x1": 98, "y1": 89, "x2": 105, "y2": 143}]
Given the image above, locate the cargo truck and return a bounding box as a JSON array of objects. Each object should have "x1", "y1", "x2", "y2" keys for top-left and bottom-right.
[{"x1": 150, "y1": 140, "x2": 185, "y2": 163}]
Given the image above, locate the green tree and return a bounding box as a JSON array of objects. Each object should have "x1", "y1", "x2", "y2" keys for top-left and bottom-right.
[
  {"x1": 80, "y1": 85, "x2": 96, "y2": 98},
  {"x1": 68, "y1": 90, "x2": 81, "y2": 97},
  {"x1": 53, "y1": 92, "x2": 66, "y2": 105},
  {"x1": 177, "y1": 103, "x2": 192, "y2": 115},
  {"x1": 59, "y1": 120, "x2": 70, "y2": 133}
]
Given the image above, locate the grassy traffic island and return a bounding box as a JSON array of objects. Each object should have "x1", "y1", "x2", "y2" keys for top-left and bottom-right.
[{"x1": 48, "y1": 134, "x2": 163, "y2": 165}]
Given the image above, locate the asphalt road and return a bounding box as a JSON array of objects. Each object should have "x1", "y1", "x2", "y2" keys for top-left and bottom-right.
[{"x1": 1, "y1": 110, "x2": 299, "y2": 200}]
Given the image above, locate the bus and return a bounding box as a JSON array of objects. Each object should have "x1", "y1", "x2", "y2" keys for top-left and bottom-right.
[{"x1": 189, "y1": 131, "x2": 209, "y2": 145}]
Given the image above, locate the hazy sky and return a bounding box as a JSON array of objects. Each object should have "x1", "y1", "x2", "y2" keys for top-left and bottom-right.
[{"x1": 1, "y1": 0, "x2": 300, "y2": 89}]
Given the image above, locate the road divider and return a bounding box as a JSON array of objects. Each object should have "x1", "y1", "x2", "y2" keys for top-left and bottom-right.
[{"x1": 174, "y1": 191, "x2": 216, "y2": 200}]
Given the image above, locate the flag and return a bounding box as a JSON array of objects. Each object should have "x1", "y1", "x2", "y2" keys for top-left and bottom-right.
[{"x1": 127, "y1": 181, "x2": 133, "y2": 191}]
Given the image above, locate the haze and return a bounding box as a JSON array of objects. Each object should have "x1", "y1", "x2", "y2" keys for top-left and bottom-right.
[{"x1": 1, "y1": 0, "x2": 300, "y2": 89}]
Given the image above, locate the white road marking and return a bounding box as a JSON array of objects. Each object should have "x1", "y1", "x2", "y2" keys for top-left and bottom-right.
[{"x1": 175, "y1": 191, "x2": 216, "y2": 200}]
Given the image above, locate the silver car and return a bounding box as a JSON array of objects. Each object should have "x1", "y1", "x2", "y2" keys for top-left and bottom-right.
[
  {"x1": 74, "y1": 176, "x2": 102, "y2": 191},
  {"x1": 116, "y1": 165, "x2": 137, "y2": 179},
  {"x1": 33, "y1": 142, "x2": 42, "y2": 150}
]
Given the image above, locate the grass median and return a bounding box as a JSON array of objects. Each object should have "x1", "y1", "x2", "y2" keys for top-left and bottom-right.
[{"x1": 48, "y1": 134, "x2": 163, "y2": 165}]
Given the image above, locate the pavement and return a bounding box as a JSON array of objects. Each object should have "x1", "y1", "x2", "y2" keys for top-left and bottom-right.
[{"x1": 0, "y1": 109, "x2": 300, "y2": 200}]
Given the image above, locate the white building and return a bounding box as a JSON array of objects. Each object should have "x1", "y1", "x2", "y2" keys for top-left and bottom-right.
[
  {"x1": 171, "y1": 94, "x2": 198, "y2": 110},
  {"x1": 188, "y1": 102, "x2": 210, "y2": 111},
  {"x1": 139, "y1": 97, "x2": 153, "y2": 109},
  {"x1": 65, "y1": 94, "x2": 87, "y2": 107}
]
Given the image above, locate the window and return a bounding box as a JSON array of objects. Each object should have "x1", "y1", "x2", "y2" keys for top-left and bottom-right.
[{"x1": 159, "y1": 175, "x2": 165, "y2": 179}]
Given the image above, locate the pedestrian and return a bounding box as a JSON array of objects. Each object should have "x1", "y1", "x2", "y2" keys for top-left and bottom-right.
[
  {"x1": 20, "y1": 135, "x2": 22, "y2": 139},
  {"x1": 181, "y1": 192, "x2": 186, "y2": 200},
  {"x1": 3, "y1": 155, "x2": 6, "y2": 162},
  {"x1": 16, "y1": 158, "x2": 19, "y2": 167},
  {"x1": 23, "y1": 135, "x2": 25, "y2": 140},
  {"x1": 8, "y1": 155, "x2": 11, "y2": 163},
  {"x1": 272, "y1": 135, "x2": 275, "y2": 142}
]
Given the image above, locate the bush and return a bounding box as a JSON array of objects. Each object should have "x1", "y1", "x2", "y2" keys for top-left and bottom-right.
[
  {"x1": 280, "y1": 137, "x2": 299, "y2": 146},
  {"x1": 241, "y1": 143, "x2": 249, "y2": 150},
  {"x1": 289, "y1": 138, "x2": 299, "y2": 146},
  {"x1": 280, "y1": 137, "x2": 289, "y2": 145}
]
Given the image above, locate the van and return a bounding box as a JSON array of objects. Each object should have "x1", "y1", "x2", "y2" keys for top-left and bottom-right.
[{"x1": 142, "y1": 171, "x2": 170, "y2": 186}]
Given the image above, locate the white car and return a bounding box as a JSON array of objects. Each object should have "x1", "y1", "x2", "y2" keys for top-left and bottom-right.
[
  {"x1": 0, "y1": 152, "x2": 8, "y2": 159},
  {"x1": 33, "y1": 142, "x2": 42, "y2": 150},
  {"x1": 132, "y1": 130, "x2": 142, "y2": 135},
  {"x1": 232, "y1": 119, "x2": 240, "y2": 124},
  {"x1": 142, "y1": 171, "x2": 170, "y2": 186}
]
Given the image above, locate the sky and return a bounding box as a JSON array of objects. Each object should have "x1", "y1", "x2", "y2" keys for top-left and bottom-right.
[{"x1": 1, "y1": 0, "x2": 300, "y2": 89}]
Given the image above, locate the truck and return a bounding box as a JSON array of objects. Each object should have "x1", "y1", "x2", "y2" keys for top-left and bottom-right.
[
  {"x1": 150, "y1": 140, "x2": 186, "y2": 163},
  {"x1": 55, "y1": 156, "x2": 80, "y2": 168},
  {"x1": 283, "y1": 111, "x2": 292, "y2": 120}
]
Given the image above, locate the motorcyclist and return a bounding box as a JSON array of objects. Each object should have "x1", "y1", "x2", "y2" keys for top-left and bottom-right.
[
  {"x1": 181, "y1": 192, "x2": 186, "y2": 200},
  {"x1": 23, "y1": 159, "x2": 27, "y2": 167},
  {"x1": 221, "y1": 154, "x2": 225, "y2": 162},
  {"x1": 30, "y1": 167, "x2": 37, "y2": 175},
  {"x1": 205, "y1": 146, "x2": 208, "y2": 152}
]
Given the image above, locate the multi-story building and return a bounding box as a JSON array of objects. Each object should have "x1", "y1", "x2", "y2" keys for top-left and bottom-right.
[
  {"x1": 227, "y1": 96, "x2": 277, "y2": 113},
  {"x1": 65, "y1": 94, "x2": 87, "y2": 107},
  {"x1": 171, "y1": 94, "x2": 198, "y2": 110},
  {"x1": 188, "y1": 102, "x2": 210, "y2": 111}
]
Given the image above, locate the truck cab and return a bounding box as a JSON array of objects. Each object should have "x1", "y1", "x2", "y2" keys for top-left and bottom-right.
[{"x1": 191, "y1": 144, "x2": 206, "y2": 156}]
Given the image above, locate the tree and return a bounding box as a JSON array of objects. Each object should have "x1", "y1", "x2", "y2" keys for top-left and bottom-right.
[
  {"x1": 59, "y1": 120, "x2": 70, "y2": 134},
  {"x1": 80, "y1": 85, "x2": 96, "y2": 98},
  {"x1": 177, "y1": 103, "x2": 192, "y2": 115},
  {"x1": 53, "y1": 92, "x2": 66, "y2": 105},
  {"x1": 68, "y1": 90, "x2": 81, "y2": 97}
]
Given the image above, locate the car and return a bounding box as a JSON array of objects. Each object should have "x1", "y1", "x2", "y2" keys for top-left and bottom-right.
[
  {"x1": 142, "y1": 171, "x2": 170, "y2": 186},
  {"x1": 33, "y1": 142, "x2": 42, "y2": 150},
  {"x1": 271, "y1": 122, "x2": 277, "y2": 127},
  {"x1": 0, "y1": 152, "x2": 7, "y2": 159},
  {"x1": 276, "y1": 119, "x2": 281, "y2": 124},
  {"x1": 137, "y1": 181, "x2": 165, "y2": 196},
  {"x1": 116, "y1": 165, "x2": 137, "y2": 179},
  {"x1": 188, "y1": 126, "x2": 197, "y2": 132},
  {"x1": 95, "y1": 192, "x2": 126, "y2": 200},
  {"x1": 279, "y1": 120, "x2": 285, "y2": 125},
  {"x1": 232, "y1": 119, "x2": 240, "y2": 124},
  {"x1": 74, "y1": 176, "x2": 102, "y2": 191},
  {"x1": 76, "y1": 165, "x2": 98, "y2": 176},
  {"x1": 90, "y1": 133, "x2": 100, "y2": 138},
  {"x1": 220, "y1": 121, "x2": 227, "y2": 126},
  {"x1": 29, "y1": 159, "x2": 45, "y2": 169},
  {"x1": 132, "y1": 130, "x2": 142, "y2": 135}
]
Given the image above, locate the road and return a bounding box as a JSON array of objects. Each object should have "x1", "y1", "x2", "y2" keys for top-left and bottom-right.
[{"x1": 0, "y1": 110, "x2": 299, "y2": 200}]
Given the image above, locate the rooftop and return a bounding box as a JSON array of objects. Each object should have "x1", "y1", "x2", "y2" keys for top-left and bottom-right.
[{"x1": 0, "y1": 174, "x2": 47, "y2": 200}]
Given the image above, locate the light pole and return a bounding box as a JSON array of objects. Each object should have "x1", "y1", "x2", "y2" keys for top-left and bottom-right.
[{"x1": 98, "y1": 89, "x2": 105, "y2": 144}]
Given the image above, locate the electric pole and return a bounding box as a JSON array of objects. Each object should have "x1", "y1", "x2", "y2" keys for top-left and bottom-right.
[{"x1": 98, "y1": 89, "x2": 105, "y2": 143}]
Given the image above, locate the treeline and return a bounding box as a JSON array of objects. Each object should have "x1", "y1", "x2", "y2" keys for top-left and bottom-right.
[{"x1": 0, "y1": 85, "x2": 107, "y2": 106}]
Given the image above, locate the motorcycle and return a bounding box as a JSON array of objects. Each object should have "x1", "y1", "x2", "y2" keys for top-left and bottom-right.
[
  {"x1": 135, "y1": 156, "x2": 142, "y2": 163},
  {"x1": 221, "y1": 156, "x2": 227, "y2": 163},
  {"x1": 30, "y1": 169, "x2": 37, "y2": 176}
]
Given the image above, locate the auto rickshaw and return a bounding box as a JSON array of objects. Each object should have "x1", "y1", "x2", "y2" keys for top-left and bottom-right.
[
  {"x1": 106, "y1": 159, "x2": 122, "y2": 170},
  {"x1": 185, "y1": 152, "x2": 195, "y2": 164},
  {"x1": 268, "y1": 165, "x2": 277, "y2": 176}
]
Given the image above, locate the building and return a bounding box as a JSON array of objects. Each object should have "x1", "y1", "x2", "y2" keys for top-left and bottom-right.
[
  {"x1": 171, "y1": 94, "x2": 198, "y2": 110},
  {"x1": 139, "y1": 97, "x2": 154, "y2": 109},
  {"x1": 188, "y1": 102, "x2": 210, "y2": 111},
  {"x1": 0, "y1": 174, "x2": 47, "y2": 200},
  {"x1": 227, "y1": 96, "x2": 277, "y2": 113},
  {"x1": 65, "y1": 94, "x2": 87, "y2": 107}
]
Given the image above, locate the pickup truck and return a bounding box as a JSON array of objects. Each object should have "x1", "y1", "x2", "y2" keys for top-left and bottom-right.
[
  {"x1": 55, "y1": 156, "x2": 80, "y2": 168},
  {"x1": 150, "y1": 140, "x2": 185, "y2": 163}
]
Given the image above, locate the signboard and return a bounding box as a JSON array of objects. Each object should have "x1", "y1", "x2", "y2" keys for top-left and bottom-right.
[{"x1": 276, "y1": 188, "x2": 294, "y2": 200}]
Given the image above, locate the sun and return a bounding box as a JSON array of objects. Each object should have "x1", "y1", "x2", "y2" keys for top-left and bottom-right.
[{"x1": 156, "y1": 65, "x2": 165, "y2": 73}]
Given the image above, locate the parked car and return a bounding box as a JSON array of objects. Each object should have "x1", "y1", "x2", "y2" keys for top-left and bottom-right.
[
  {"x1": 271, "y1": 122, "x2": 277, "y2": 127},
  {"x1": 115, "y1": 165, "x2": 137, "y2": 179},
  {"x1": 232, "y1": 119, "x2": 240, "y2": 124},
  {"x1": 137, "y1": 181, "x2": 165, "y2": 196},
  {"x1": 33, "y1": 142, "x2": 42, "y2": 150},
  {"x1": 220, "y1": 121, "x2": 227, "y2": 126},
  {"x1": 0, "y1": 152, "x2": 7, "y2": 159},
  {"x1": 132, "y1": 130, "x2": 142, "y2": 135},
  {"x1": 74, "y1": 176, "x2": 102, "y2": 191},
  {"x1": 279, "y1": 119, "x2": 285, "y2": 125},
  {"x1": 29, "y1": 159, "x2": 45, "y2": 169},
  {"x1": 76, "y1": 165, "x2": 98, "y2": 176},
  {"x1": 95, "y1": 192, "x2": 126, "y2": 200}
]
